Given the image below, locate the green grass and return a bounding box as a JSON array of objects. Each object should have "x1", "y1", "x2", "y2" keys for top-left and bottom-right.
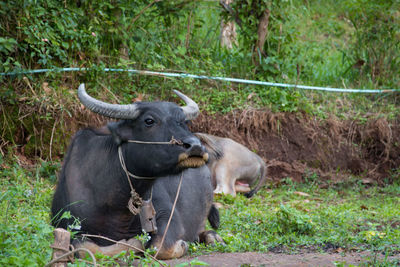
[
  {"x1": 1, "y1": 159, "x2": 399, "y2": 266},
  {"x1": 0, "y1": 160, "x2": 54, "y2": 266},
  {"x1": 187, "y1": 177, "x2": 400, "y2": 267},
  {"x1": 195, "y1": 182, "x2": 400, "y2": 253}
]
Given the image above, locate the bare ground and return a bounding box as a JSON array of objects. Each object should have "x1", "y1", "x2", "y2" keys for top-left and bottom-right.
[{"x1": 164, "y1": 251, "x2": 400, "y2": 266}]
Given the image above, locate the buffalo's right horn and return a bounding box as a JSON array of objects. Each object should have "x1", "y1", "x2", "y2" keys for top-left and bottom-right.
[
  {"x1": 173, "y1": 90, "x2": 199, "y2": 120},
  {"x1": 78, "y1": 84, "x2": 140, "y2": 119}
]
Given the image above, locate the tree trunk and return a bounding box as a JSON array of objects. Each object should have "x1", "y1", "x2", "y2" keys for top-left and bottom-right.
[
  {"x1": 252, "y1": 8, "x2": 270, "y2": 65},
  {"x1": 50, "y1": 228, "x2": 71, "y2": 267}
]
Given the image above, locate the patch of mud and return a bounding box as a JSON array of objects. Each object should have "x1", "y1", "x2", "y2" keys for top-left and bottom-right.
[
  {"x1": 191, "y1": 110, "x2": 400, "y2": 182},
  {"x1": 164, "y1": 251, "x2": 400, "y2": 267}
]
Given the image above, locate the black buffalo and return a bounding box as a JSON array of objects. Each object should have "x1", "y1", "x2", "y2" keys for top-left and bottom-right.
[{"x1": 51, "y1": 84, "x2": 221, "y2": 259}]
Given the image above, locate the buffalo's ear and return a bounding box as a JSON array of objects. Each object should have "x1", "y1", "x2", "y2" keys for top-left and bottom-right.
[{"x1": 107, "y1": 122, "x2": 123, "y2": 145}]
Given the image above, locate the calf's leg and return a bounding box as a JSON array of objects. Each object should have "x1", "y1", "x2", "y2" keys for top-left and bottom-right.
[{"x1": 213, "y1": 164, "x2": 236, "y2": 196}]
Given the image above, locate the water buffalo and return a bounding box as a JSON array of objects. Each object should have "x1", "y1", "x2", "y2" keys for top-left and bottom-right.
[
  {"x1": 195, "y1": 133, "x2": 268, "y2": 198},
  {"x1": 51, "y1": 84, "x2": 220, "y2": 259}
]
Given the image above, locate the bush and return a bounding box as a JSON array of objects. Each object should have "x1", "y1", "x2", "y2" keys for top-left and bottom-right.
[
  {"x1": 341, "y1": 0, "x2": 400, "y2": 88},
  {"x1": 273, "y1": 204, "x2": 315, "y2": 236}
]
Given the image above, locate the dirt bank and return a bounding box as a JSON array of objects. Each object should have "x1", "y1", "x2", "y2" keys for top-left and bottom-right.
[
  {"x1": 7, "y1": 107, "x2": 400, "y2": 183},
  {"x1": 191, "y1": 110, "x2": 400, "y2": 183}
]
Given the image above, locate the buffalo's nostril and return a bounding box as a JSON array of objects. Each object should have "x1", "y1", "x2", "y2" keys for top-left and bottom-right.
[
  {"x1": 188, "y1": 144, "x2": 203, "y2": 155},
  {"x1": 182, "y1": 137, "x2": 204, "y2": 156}
]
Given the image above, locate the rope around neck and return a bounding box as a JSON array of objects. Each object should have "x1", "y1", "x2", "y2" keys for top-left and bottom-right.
[
  {"x1": 118, "y1": 146, "x2": 155, "y2": 180},
  {"x1": 118, "y1": 136, "x2": 184, "y2": 180},
  {"x1": 118, "y1": 145, "x2": 151, "y2": 215}
]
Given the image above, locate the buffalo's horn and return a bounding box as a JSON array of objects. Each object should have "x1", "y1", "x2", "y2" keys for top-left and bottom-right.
[
  {"x1": 78, "y1": 84, "x2": 140, "y2": 119},
  {"x1": 173, "y1": 90, "x2": 199, "y2": 120}
]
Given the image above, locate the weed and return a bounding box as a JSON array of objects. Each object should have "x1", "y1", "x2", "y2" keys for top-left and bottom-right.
[{"x1": 273, "y1": 204, "x2": 315, "y2": 236}]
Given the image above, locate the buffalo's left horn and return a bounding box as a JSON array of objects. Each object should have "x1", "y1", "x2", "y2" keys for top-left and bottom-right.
[
  {"x1": 78, "y1": 84, "x2": 140, "y2": 119},
  {"x1": 173, "y1": 90, "x2": 199, "y2": 120}
]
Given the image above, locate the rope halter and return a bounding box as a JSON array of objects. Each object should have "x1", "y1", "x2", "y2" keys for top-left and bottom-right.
[{"x1": 118, "y1": 136, "x2": 184, "y2": 234}]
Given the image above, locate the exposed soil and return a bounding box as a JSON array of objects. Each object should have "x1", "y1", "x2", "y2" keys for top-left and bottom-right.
[
  {"x1": 191, "y1": 110, "x2": 400, "y2": 183},
  {"x1": 164, "y1": 251, "x2": 400, "y2": 266}
]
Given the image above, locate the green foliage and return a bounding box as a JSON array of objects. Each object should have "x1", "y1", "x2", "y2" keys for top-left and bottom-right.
[
  {"x1": 207, "y1": 179, "x2": 400, "y2": 256},
  {"x1": 175, "y1": 259, "x2": 210, "y2": 267},
  {"x1": 274, "y1": 204, "x2": 315, "y2": 235},
  {"x1": 224, "y1": 0, "x2": 270, "y2": 49},
  {"x1": 341, "y1": 0, "x2": 400, "y2": 87},
  {"x1": 0, "y1": 162, "x2": 54, "y2": 266},
  {"x1": 37, "y1": 161, "x2": 60, "y2": 183}
]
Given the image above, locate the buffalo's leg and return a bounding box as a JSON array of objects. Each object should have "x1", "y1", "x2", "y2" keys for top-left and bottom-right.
[
  {"x1": 150, "y1": 211, "x2": 188, "y2": 260},
  {"x1": 198, "y1": 230, "x2": 225, "y2": 245},
  {"x1": 235, "y1": 182, "x2": 251, "y2": 193},
  {"x1": 73, "y1": 237, "x2": 143, "y2": 258}
]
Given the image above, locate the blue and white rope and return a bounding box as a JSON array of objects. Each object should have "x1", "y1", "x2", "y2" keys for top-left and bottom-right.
[{"x1": 1, "y1": 67, "x2": 398, "y2": 93}]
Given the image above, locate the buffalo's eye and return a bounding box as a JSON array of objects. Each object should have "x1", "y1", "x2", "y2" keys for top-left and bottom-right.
[
  {"x1": 145, "y1": 118, "x2": 155, "y2": 126},
  {"x1": 177, "y1": 120, "x2": 189, "y2": 126}
]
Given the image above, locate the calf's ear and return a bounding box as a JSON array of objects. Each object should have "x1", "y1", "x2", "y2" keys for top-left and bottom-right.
[{"x1": 107, "y1": 122, "x2": 123, "y2": 145}]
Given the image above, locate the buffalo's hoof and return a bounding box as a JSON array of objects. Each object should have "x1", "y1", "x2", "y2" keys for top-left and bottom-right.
[
  {"x1": 155, "y1": 239, "x2": 188, "y2": 260},
  {"x1": 199, "y1": 230, "x2": 225, "y2": 246}
]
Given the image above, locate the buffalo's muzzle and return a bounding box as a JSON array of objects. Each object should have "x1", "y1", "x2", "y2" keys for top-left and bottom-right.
[
  {"x1": 181, "y1": 137, "x2": 204, "y2": 156},
  {"x1": 178, "y1": 152, "x2": 209, "y2": 168},
  {"x1": 178, "y1": 136, "x2": 208, "y2": 168}
]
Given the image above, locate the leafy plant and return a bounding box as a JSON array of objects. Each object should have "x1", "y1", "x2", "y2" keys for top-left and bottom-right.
[
  {"x1": 341, "y1": 0, "x2": 400, "y2": 88},
  {"x1": 0, "y1": 162, "x2": 54, "y2": 266},
  {"x1": 273, "y1": 204, "x2": 315, "y2": 235}
]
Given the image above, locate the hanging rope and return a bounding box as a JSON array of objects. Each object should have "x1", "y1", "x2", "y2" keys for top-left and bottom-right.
[
  {"x1": 154, "y1": 171, "x2": 184, "y2": 259},
  {"x1": 118, "y1": 136, "x2": 183, "y2": 180}
]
